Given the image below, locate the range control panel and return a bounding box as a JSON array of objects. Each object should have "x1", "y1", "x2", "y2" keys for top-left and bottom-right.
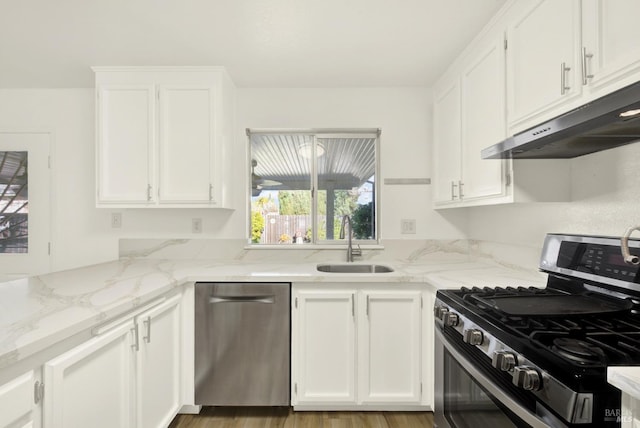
[{"x1": 557, "y1": 241, "x2": 640, "y2": 283}]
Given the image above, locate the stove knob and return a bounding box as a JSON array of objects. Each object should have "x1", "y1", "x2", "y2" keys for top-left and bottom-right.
[
  {"x1": 443, "y1": 312, "x2": 459, "y2": 327},
  {"x1": 512, "y1": 366, "x2": 542, "y2": 391},
  {"x1": 462, "y1": 329, "x2": 484, "y2": 345},
  {"x1": 492, "y1": 351, "x2": 517, "y2": 371},
  {"x1": 433, "y1": 306, "x2": 449, "y2": 320}
]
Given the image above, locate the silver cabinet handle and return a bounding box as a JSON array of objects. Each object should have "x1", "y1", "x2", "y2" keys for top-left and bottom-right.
[
  {"x1": 582, "y1": 47, "x2": 594, "y2": 85},
  {"x1": 560, "y1": 62, "x2": 571, "y2": 95},
  {"x1": 366, "y1": 295, "x2": 370, "y2": 317},
  {"x1": 209, "y1": 295, "x2": 275, "y2": 304},
  {"x1": 209, "y1": 183, "x2": 213, "y2": 201},
  {"x1": 351, "y1": 294, "x2": 355, "y2": 318},
  {"x1": 147, "y1": 184, "x2": 152, "y2": 201},
  {"x1": 131, "y1": 324, "x2": 139, "y2": 351},
  {"x1": 458, "y1": 180, "x2": 464, "y2": 199},
  {"x1": 143, "y1": 316, "x2": 151, "y2": 343},
  {"x1": 451, "y1": 181, "x2": 458, "y2": 200},
  {"x1": 34, "y1": 381, "x2": 44, "y2": 405}
]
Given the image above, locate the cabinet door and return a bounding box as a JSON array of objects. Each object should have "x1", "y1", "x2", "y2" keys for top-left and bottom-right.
[
  {"x1": 293, "y1": 290, "x2": 356, "y2": 404},
  {"x1": 96, "y1": 85, "x2": 155, "y2": 205},
  {"x1": 0, "y1": 371, "x2": 38, "y2": 428},
  {"x1": 582, "y1": 0, "x2": 640, "y2": 92},
  {"x1": 422, "y1": 291, "x2": 435, "y2": 409},
  {"x1": 506, "y1": 0, "x2": 582, "y2": 129},
  {"x1": 158, "y1": 86, "x2": 217, "y2": 205},
  {"x1": 358, "y1": 290, "x2": 422, "y2": 404},
  {"x1": 43, "y1": 322, "x2": 134, "y2": 428},
  {"x1": 136, "y1": 295, "x2": 182, "y2": 428},
  {"x1": 432, "y1": 79, "x2": 462, "y2": 204},
  {"x1": 461, "y1": 37, "x2": 507, "y2": 201}
]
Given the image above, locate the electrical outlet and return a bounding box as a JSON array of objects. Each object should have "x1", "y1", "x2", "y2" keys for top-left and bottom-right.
[
  {"x1": 401, "y1": 219, "x2": 416, "y2": 234},
  {"x1": 192, "y1": 218, "x2": 202, "y2": 234},
  {"x1": 111, "y1": 213, "x2": 122, "y2": 228}
]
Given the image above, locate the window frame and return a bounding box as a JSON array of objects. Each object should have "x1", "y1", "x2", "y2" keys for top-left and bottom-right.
[{"x1": 247, "y1": 128, "x2": 381, "y2": 247}]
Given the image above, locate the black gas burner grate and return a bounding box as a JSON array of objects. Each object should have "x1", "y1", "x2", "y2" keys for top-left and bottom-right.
[
  {"x1": 451, "y1": 285, "x2": 640, "y2": 367},
  {"x1": 552, "y1": 337, "x2": 607, "y2": 364}
]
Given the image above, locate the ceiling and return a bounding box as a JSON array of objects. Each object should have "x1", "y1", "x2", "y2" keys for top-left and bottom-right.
[{"x1": 0, "y1": 0, "x2": 506, "y2": 88}]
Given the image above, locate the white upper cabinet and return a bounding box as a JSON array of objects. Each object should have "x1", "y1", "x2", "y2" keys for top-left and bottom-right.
[
  {"x1": 506, "y1": 0, "x2": 582, "y2": 131},
  {"x1": 94, "y1": 67, "x2": 235, "y2": 208},
  {"x1": 433, "y1": 32, "x2": 509, "y2": 207},
  {"x1": 432, "y1": 79, "x2": 462, "y2": 204},
  {"x1": 96, "y1": 85, "x2": 155, "y2": 204},
  {"x1": 157, "y1": 85, "x2": 217, "y2": 205},
  {"x1": 506, "y1": 0, "x2": 640, "y2": 133},
  {"x1": 460, "y1": 36, "x2": 507, "y2": 201},
  {"x1": 581, "y1": 0, "x2": 640, "y2": 94}
]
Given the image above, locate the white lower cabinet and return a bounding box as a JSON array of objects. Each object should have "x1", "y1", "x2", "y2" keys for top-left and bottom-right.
[
  {"x1": 358, "y1": 290, "x2": 422, "y2": 404},
  {"x1": 292, "y1": 285, "x2": 425, "y2": 409},
  {"x1": 135, "y1": 296, "x2": 182, "y2": 428},
  {"x1": 43, "y1": 295, "x2": 182, "y2": 428},
  {"x1": 293, "y1": 290, "x2": 356, "y2": 404},
  {"x1": 0, "y1": 370, "x2": 41, "y2": 428},
  {"x1": 43, "y1": 321, "x2": 134, "y2": 428}
]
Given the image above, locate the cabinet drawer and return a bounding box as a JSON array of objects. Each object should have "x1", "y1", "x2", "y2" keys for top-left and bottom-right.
[{"x1": 0, "y1": 371, "x2": 34, "y2": 427}]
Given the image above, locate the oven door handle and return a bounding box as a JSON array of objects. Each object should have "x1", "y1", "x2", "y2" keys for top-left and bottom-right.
[{"x1": 435, "y1": 328, "x2": 552, "y2": 428}]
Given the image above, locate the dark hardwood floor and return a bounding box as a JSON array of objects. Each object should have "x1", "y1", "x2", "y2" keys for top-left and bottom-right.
[{"x1": 169, "y1": 407, "x2": 435, "y2": 428}]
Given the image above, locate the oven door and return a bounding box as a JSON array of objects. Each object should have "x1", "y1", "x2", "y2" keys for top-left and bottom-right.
[{"x1": 434, "y1": 328, "x2": 558, "y2": 428}]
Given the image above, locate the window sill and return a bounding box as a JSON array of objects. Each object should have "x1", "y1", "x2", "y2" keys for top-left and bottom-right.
[{"x1": 244, "y1": 244, "x2": 385, "y2": 251}]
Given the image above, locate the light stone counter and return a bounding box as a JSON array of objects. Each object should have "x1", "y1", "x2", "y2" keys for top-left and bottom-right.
[
  {"x1": 609, "y1": 367, "x2": 640, "y2": 400},
  {"x1": 0, "y1": 255, "x2": 546, "y2": 373},
  {"x1": 608, "y1": 368, "x2": 640, "y2": 426}
]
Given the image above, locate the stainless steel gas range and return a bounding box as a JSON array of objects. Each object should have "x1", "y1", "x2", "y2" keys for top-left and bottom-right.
[{"x1": 434, "y1": 233, "x2": 640, "y2": 428}]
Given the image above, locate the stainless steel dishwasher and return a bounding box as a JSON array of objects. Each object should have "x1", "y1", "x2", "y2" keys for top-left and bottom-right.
[{"x1": 194, "y1": 282, "x2": 290, "y2": 406}]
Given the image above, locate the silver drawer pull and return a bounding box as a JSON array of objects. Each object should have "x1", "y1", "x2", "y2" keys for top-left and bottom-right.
[
  {"x1": 209, "y1": 295, "x2": 275, "y2": 304},
  {"x1": 561, "y1": 62, "x2": 571, "y2": 95}
]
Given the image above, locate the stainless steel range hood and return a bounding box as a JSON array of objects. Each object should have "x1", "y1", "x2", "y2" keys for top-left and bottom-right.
[{"x1": 481, "y1": 81, "x2": 640, "y2": 159}]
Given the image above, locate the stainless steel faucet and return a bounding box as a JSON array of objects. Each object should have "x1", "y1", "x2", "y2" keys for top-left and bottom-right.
[{"x1": 340, "y1": 215, "x2": 362, "y2": 262}]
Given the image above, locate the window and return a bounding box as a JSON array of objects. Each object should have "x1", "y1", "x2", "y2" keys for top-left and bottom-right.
[
  {"x1": 249, "y1": 129, "x2": 379, "y2": 245},
  {"x1": 0, "y1": 151, "x2": 28, "y2": 253},
  {"x1": 0, "y1": 132, "x2": 51, "y2": 277}
]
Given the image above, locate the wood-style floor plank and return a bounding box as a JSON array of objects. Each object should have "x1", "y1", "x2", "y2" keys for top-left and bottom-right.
[{"x1": 169, "y1": 408, "x2": 434, "y2": 428}]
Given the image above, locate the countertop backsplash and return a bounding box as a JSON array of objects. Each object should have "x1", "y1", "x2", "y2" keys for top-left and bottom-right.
[{"x1": 119, "y1": 238, "x2": 541, "y2": 274}]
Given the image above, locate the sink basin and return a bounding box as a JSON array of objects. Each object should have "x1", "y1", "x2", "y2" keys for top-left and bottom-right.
[{"x1": 316, "y1": 263, "x2": 394, "y2": 273}]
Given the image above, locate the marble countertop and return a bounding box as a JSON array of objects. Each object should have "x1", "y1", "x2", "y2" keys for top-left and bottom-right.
[
  {"x1": 0, "y1": 257, "x2": 546, "y2": 371},
  {"x1": 609, "y1": 367, "x2": 640, "y2": 400}
]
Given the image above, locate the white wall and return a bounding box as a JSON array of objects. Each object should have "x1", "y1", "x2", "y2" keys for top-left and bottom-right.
[
  {"x1": 109, "y1": 87, "x2": 468, "y2": 242},
  {"x1": 6, "y1": 85, "x2": 636, "y2": 272},
  {"x1": 0, "y1": 89, "x2": 115, "y2": 271},
  {"x1": 467, "y1": 142, "x2": 640, "y2": 254},
  {"x1": 0, "y1": 86, "x2": 468, "y2": 273},
  {"x1": 237, "y1": 87, "x2": 467, "y2": 240}
]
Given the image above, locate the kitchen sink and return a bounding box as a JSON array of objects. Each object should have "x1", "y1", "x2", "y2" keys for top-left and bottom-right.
[{"x1": 316, "y1": 263, "x2": 394, "y2": 273}]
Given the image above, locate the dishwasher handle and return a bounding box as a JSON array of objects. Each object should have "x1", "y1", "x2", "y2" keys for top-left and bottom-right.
[{"x1": 209, "y1": 295, "x2": 275, "y2": 304}]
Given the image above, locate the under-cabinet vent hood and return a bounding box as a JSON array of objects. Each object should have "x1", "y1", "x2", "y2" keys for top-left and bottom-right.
[{"x1": 482, "y1": 81, "x2": 640, "y2": 159}]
